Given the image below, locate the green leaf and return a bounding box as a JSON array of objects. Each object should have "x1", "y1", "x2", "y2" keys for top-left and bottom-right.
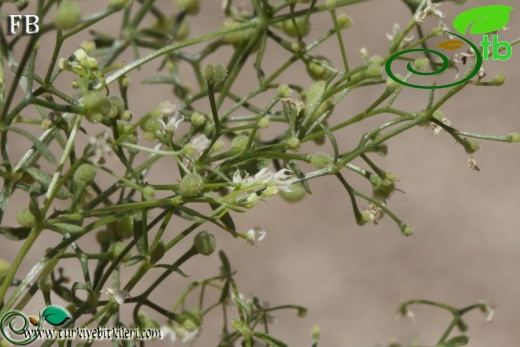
[
  {"x1": 234, "y1": 297, "x2": 252, "y2": 324},
  {"x1": 153, "y1": 264, "x2": 188, "y2": 277},
  {"x1": 439, "y1": 335, "x2": 469, "y2": 347},
  {"x1": 453, "y1": 5, "x2": 515, "y2": 35},
  {"x1": 48, "y1": 223, "x2": 84, "y2": 234},
  {"x1": 142, "y1": 76, "x2": 176, "y2": 85},
  {"x1": 42, "y1": 306, "x2": 71, "y2": 326},
  {"x1": 23, "y1": 167, "x2": 72, "y2": 200},
  {"x1": 210, "y1": 203, "x2": 236, "y2": 233},
  {"x1": 125, "y1": 255, "x2": 147, "y2": 267},
  {"x1": 149, "y1": 240, "x2": 165, "y2": 265},
  {"x1": 252, "y1": 331, "x2": 288, "y2": 347},
  {"x1": 7, "y1": 127, "x2": 57, "y2": 164},
  {"x1": 0, "y1": 226, "x2": 31, "y2": 240}
]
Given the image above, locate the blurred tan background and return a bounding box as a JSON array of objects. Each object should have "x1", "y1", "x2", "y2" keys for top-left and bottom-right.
[{"x1": 1, "y1": 0, "x2": 520, "y2": 346}]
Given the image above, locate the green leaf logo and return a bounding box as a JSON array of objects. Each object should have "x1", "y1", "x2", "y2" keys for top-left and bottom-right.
[
  {"x1": 41, "y1": 306, "x2": 71, "y2": 326},
  {"x1": 453, "y1": 5, "x2": 515, "y2": 35}
]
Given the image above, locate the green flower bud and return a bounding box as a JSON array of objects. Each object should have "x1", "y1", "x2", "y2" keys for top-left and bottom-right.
[
  {"x1": 312, "y1": 325, "x2": 321, "y2": 340},
  {"x1": 55, "y1": 0, "x2": 81, "y2": 30},
  {"x1": 73, "y1": 164, "x2": 97, "y2": 187},
  {"x1": 211, "y1": 140, "x2": 225, "y2": 152},
  {"x1": 400, "y1": 224, "x2": 414, "y2": 237},
  {"x1": 507, "y1": 132, "x2": 520, "y2": 143},
  {"x1": 337, "y1": 13, "x2": 352, "y2": 29},
  {"x1": 0, "y1": 259, "x2": 12, "y2": 285},
  {"x1": 115, "y1": 215, "x2": 134, "y2": 240},
  {"x1": 109, "y1": 242, "x2": 130, "y2": 262},
  {"x1": 493, "y1": 73, "x2": 505, "y2": 85},
  {"x1": 140, "y1": 116, "x2": 162, "y2": 133},
  {"x1": 120, "y1": 76, "x2": 131, "y2": 88},
  {"x1": 291, "y1": 41, "x2": 305, "y2": 52},
  {"x1": 222, "y1": 18, "x2": 256, "y2": 45},
  {"x1": 16, "y1": 208, "x2": 35, "y2": 228},
  {"x1": 277, "y1": 83, "x2": 292, "y2": 98},
  {"x1": 182, "y1": 319, "x2": 197, "y2": 332},
  {"x1": 109, "y1": 0, "x2": 132, "y2": 10},
  {"x1": 201, "y1": 63, "x2": 227, "y2": 85},
  {"x1": 120, "y1": 110, "x2": 132, "y2": 121},
  {"x1": 366, "y1": 63, "x2": 382, "y2": 77},
  {"x1": 280, "y1": 183, "x2": 306, "y2": 202},
  {"x1": 137, "y1": 311, "x2": 160, "y2": 330},
  {"x1": 282, "y1": 17, "x2": 311, "y2": 38},
  {"x1": 464, "y1": 140, "x2": 480, "y2": 154},
  {"x1": 231, "y1": 135, "x2": 249, "y2": 152},
  {"x1": 107, "y1": 96, "x2": 125, "y2": 119},
  {"x1": 191, "y1": 112, "x2": 206, "y2": 126},
  {"x1": 79, "y1": 93, "x2": 111, "y2": 123},
  {"x1": 96, "y1": 230, "x2": 112, "y2": 245},
  {"x1": 386, "y1": 74, "x2": 403, "y2": 91},
  {"x1": 414, "y1": 57, "x2": 429, "y2": 70},
  {"x1": 194, "y1": 230, "x2": 216, "y2": 256},
  {"x1": 143, "y1": 186, "x2": 155, "y2": 200},
  {"x1": 181, "y1": 308, "x2": 203, "y2": 328},
  {"x1": 371, "y1": 172, "x2": 396, "y2": 200},
  {"x1": 369, "y1": 55, "x2": 384, "y2": 65},
  {"x1": 258, "y1": 116, "x2": 270, "y2": 129},
  {"x1": 356, "y1": 211, "x2": 372, "y2": 226},
  {"x1": 38, "y1": 275, "x2": 53, "y2": 293},
  {"x1": 80, "y1": 40, "x2": 96, "y2": 52},
  {"x1": 303, "y1": 81, "x2": 332, "y2": 121},
  {"x1": 286, "y1": 137, "x2": 300, "y2": 150},
  {"x1": 309, "y1": 152, "x2": 332, "y2": 169},
  {"x1": 179, "y1": 173, "x2": 204, "y2": 197},
  {"x1": 175, "y1": 0, "x2": 200, "y2": 15},
  {"x1": 350, "y1": 71, "x2": 365, "y2": 82},
  {"x1": 307, "y1": 57, "x2": 334, "y2": 81},
  {"x1": 326, "y1": 0, "x2": 336, "y2": 9}
]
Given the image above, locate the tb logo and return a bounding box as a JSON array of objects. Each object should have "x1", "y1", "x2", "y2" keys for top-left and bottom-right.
[{"x1": 7, "y1": 15, "x2": 40, "y2": 35}]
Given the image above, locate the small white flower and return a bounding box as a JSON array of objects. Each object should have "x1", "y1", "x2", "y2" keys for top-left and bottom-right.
[
  {"x1": 468, "y1": 157, "x2": 480, "y2": 171},
  {"x1": 246, "y1": 227, "x2": 266, "y2": 245},
  {"x1": 479, "y1": 301, "x2": 496, "y2": 322},
  {"x1": 88, "y1": 132, "x2": 112, "y2": 165},
  {"x1": 280, "y1": 98, "x2": 305, "y2": 116},
  {"x1": 160, "y1": 324, "x2": 177, "y2": 342},
  {"x1": 158, "y1": 114, "x2": 184, "y2": 134},
  {"x1": 431, "y1": 117, "x2": 451, "y2": 135},
  {"x1": 103, "y1": 288, "x2": 130, "y2": 305},
  {"x1": 180, "y1": 328, "x2": 198, "y2": 343},
  {"x1": 385, "y1": 23, "x2": 414, "y2": 46},
  {"x1": 415, "y1": 0, "x2": 445, "y2": 24},
  {"x1": 191, "y1": 134, "x2": 211, "y2": 153},
  {"x1": 367, "y1": 202, "x2": 385, "y2": 225},
  {"x1": 232, "y1": 168, "x2": 293, "y2": 194},
  {"x1": 270, "y1": 168, "x2": 293, "y2": 193}
]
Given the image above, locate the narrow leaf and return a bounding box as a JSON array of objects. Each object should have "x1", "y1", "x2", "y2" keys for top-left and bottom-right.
[
  {"x1": 24, "y1": 167, "x2": 72, "y2": 200},
  {"x1": 49, "y1": 223, "x2": 84, "y2": 234},
  {"x1": 252, "y1": 331, "x2": 288, "y2": 347},
  {"x1": 124, "y1": 255, "x2": 147, "y2": 267},
  {"x1": 0, "y1": 226, "x2": 31, "y2": 240},
  {"x1": 442, "y1": 335, "x2": 469, "y2": 347},
  {"x1": 7, "y1": 127, "x2": 57, "y2": 164},
  {"x1": 210, "y1": 203, "x2": 236, "y2": 233}
]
